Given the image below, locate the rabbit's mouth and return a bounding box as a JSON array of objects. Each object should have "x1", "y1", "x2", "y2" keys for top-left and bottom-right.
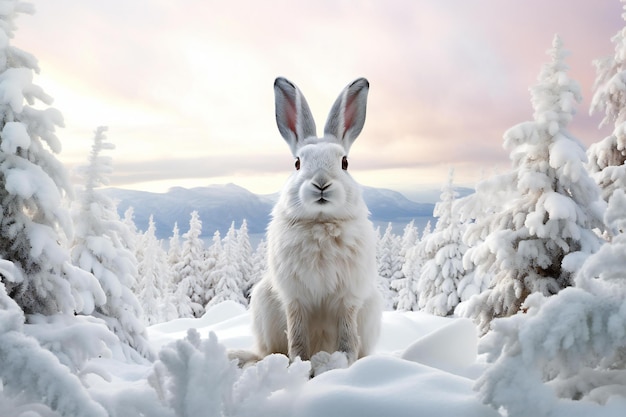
[{"x1": 316, "y1": 197, "x2": 329, "y2": 205}]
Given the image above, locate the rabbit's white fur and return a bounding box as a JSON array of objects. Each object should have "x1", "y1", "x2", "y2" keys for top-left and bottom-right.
[{"x1": 246, "y1": 78, "x2": 382, "y2": 371}]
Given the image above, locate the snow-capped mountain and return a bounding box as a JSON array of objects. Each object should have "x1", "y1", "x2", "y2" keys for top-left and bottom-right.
[{"x1": 103, "y1": 183, "x2": 436, "y2": 240}]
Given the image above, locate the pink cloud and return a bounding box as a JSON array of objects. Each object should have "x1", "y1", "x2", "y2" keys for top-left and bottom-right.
[{"x1": 12, "y1": 0, "x2": 626, "y2": 193}]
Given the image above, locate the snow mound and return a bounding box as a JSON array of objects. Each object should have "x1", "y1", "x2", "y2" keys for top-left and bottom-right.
[
  {"x1": 150, "y1": 300, "x2": 246, "y2": 333},
  {"x1": 376, "y1": 310, "x2": 451, "y2": 353},
  {"x1": 296, "y1": 355, "x2": 499, "y2": 417},
  {"x1": 401, "y1": 317, "x2": 478, "y2": 374},
  {"x1": 147, "y1": 300, "x2": 250, "y2": 350}
]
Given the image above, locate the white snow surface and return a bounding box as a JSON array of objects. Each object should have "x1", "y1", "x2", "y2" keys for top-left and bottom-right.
[
  {"x1": 56, "y1": 301, "x2": 497, "y2": 417},
  {"x1": 4, "y1": 299, "x2": 626, "y2": 416}
]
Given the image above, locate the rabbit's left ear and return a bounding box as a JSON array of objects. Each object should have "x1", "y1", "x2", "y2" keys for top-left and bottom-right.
[
  {"x1": 324, "y1": 78, "x2": 369, "y2": 153},
  {"x1": 274, "y1": 77, "x2": 317, "y2": 156}
]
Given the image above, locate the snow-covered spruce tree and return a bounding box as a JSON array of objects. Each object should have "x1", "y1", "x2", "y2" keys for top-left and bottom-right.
[
  {"x1": 392, "y1": 220, "x2": 420, "y2": 311},
  {"x1": 377, "y1": 222, "x2": 403, "y2": 309},
  {"x1": 206, "y1": 221, "x2": 247, "y2": 308},
  {"x1": 173, "y1": 210, "x2": 206, "y2": 317},
  {"x1": 121, "y1": 206, "x2": 142, "y2": 270},
  {"x1": 387, "y1": 221, "x2": 415, "y2": 308},
  {"x1": 71, "y1": 126, "x2": 152, "y2": 359},
  {"x1": 588, "y1": 1, "x2": 626, "y2": 202},
  {"x1": 477, "y1": 189, "x2": 626, "y2": 417},
  {"x1": 137, "y1": 215, "x2": 177, "y2": 325},
  {"x1": 246, "y1": 238, "x2": 267, "y2": 300},
  {"x1": 0, "y1": 1, "x2": 103, "y2": 316},
  {"x1": 203, "y1": 230, "x2": 222, "y2": 303},
  {"x1": 462, "y1": 35, "x2": 605, "y2": 332},
  {"x1": 167, "y1": 222, "x2": 181, "y2": 267},
  {"x1": 417, "y1": 170, "x2": 468, "y2": 316},
  {"x1": 237, "y1": 219, "x2": 255, "y2": 300},
  {"x1": 401, "y1": 220, "x2": 420, "y2": 249},
  {"x1": 0, "y1": 269, "x2": 108, "y2": 417},
  {"x1": 396, "y1": 246, "x2": 421, "y2": 311},
  {"x1": 396, "y1": 221, "x2": 433, "y2": 311},
  {"x1": 454, "y1": 173, "x2": 503, "y2": 308}
]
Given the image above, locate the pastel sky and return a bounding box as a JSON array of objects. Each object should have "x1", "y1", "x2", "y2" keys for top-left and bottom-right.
[{"x1": 13, "y1": 0, "x2": 624, "y2": 197}]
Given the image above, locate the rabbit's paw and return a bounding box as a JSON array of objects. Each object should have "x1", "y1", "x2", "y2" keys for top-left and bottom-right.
[{"x1": 310, "y1": 351, "x2": 349, "y2": 377}]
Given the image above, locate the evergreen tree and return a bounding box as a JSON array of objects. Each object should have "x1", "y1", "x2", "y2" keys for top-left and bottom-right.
[
  {"x1": 477, "y1": 189, "x2": 626, "y2": 415},
  {"x1": 462, "y1": 36, "x2": 606, "y2": 332},
  {"x1": 0, "y1": 268, "x2": 108, "y2": 417},
  {"x1": 588, "y1": 3, "x2": 626, "y2": 202},
  {"x1": 0, "y1": 2, "x2": 103, "y2": 316},
  {"x1": 0, "y1": 5, "x2": 134, "y2": 414},
  {"x1": 455, "y1": 173, "x2": 501, "y2": 307},
  {"x1": 206, "y1": 222, "x2": 247, "y2": 308},
  {"x1": 246, "y1": 239, "x2": 267, "y2": 300},
  {"x1": 174, "y1": 211, "x2": 206, "y2": 317},
  {"x1": 237, "y1": 219, "x2": 255, "y2": 300},
  {"x1": 168, "y1": 222, "x2": 182, "y2": 267},
  {"x1": 392, "y1": 220, "x2": 419, "y2": 310},
  {"x1": 136, "y1": 215, "x2": 177, "y2": 325},
  {"x1": 203, "y1": 230, "x2": 223, "y2": 302},
  {"x1": 422, "y1": 221, "x2": 432, "y2": 240},
  {"x1": 71, "y1": 127, "x2": 151, "y2": 359},
  {"x1": 396, "y1": 221, "x2": 432, "y2": 311},
  {"x1": 401, "y1": 220, "x2": 420, "y2": 248},
  {"x1": 417, "y1": 170, "x2": 468, "y2": 316},
  {"x1": 122, "y1": 206, "x2": 141, "y2": 263},
  {"x1": 377, "y1": 223, "x2": 402, "y2": 309}
]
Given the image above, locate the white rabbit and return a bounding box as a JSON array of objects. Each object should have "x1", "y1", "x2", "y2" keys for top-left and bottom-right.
[{"x1": 242, "y1": 77, "x2": 382, "y2": 374}]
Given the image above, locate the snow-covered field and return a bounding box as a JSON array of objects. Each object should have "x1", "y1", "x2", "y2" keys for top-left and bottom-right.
[
  {"x1": 27, "y1": 300, "x2": 610, "y2": 417},
  {"x1": 101, "y1": 301, "x2": 497, "y2": 417}
]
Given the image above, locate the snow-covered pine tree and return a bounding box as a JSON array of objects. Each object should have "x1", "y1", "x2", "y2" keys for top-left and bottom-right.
[
  {"x1": 71, "y1": 126, "x2": 152, "y2": 359},
  {"x1": 203, "y1": 230, "x2": 223, "y2": 304},
  {"x1": 0, "y1": 1, "x2": 104, "y2": 316},
  {"x1": 237, "y1": 219, "x2": 255, "y2": 300},
  {"x1": 173, "y1": 211, "x2": 206, "y2": 317},
  {"x1": 376, "y1": 223, "x2": 403, "y2": 309},
  {"x1": 477, "y1": 188, "x2": 626, "y2": 416},
  {"x1": 462, "y1": 35, "x2": 606, "y2": 332},
  {"x1": 168, "y1": 222, "x2": 182, "y2": 267},
  {"x1": 588, "y1": 2, "x2": 626, "y2": 202},
  {"x1": 246, "y1": 238, "x2": 267, "y2": 300},
  {"x1": 0, "y1": 268, "x2": 108, "y2": 417},
  {"x1": 137, "y1": 215, "x2": 177, "y2": 325},
  {"x1": 396, "y1": 247, "x2": 421, "y2": 311},
  {"x1": 454, "y1": 171, "x2": 502, "y2": 307},
  {"x1": 122, "y1": 206, "x2": 141, "y2": 262},
  {"x1": 206, "y1": 221, "x2": 247, "y2": 308},
  {"x1": 0, "y1": 4, "x2": 128, "y2": 413},
  {"x1": 396, "y1": 220, "x2": 433, "y2": 311},
  {"x1": 401, "y1": 220, "x2": 420, "y2": 249},
  {"x1": 422, "y1": 221, "x2": 432, "y2": 240},
  {"x1": 392, "y1": 220, "x2": 419, "y2": 311},
  {"x1": 417, "y1": 170, "x2": 468, "y2": 316}
]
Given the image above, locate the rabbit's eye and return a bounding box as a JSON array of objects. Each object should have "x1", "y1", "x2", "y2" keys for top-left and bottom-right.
[
  {"x1": 342, "y1": 156, "x2": 348, "y2": 170},
  {"x1": 295, "y1": 157, "x2": 300, "y2": 170}
]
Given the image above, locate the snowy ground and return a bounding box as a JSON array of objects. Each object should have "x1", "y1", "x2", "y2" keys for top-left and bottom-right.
[
  {"x1": 83, "y1": 301, "x2": 495, "y2": 417},
  {"x1": 7, "y1": 300, "x2": 626, "y2": 416}
]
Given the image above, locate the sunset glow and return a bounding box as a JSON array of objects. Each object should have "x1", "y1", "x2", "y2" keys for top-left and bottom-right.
[{"x1": 14, "y1": 0, "x2": 622, "y2": 196}]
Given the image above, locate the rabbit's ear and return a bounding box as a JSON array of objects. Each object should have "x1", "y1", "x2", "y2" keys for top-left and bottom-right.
[
  {"x1": 324, "y1": 78, "x2": 369, "y2": 153},
  {"x1": 274, "y1": 77, "x2": 317, "y2": 155}
]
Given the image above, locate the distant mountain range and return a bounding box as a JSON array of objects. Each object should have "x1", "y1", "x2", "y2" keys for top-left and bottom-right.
[{"x1": 103, "y1": 184, "x2": 472, "y2": 241}]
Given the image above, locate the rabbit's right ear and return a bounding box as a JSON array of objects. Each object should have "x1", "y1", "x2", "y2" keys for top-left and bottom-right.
[{"x1": 274, "y1": 77, "x2": 317, "y2": 156}]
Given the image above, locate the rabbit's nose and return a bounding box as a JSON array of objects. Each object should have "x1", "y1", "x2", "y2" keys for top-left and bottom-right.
[
  {"x1": 313, "y1": 181, "x2": 331, "y2": 192},
  {"x1": 311, "y1": 173, "x2": 332, "y2": 191}
]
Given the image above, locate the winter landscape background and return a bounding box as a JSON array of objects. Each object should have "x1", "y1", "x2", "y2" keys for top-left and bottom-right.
[{"x1": 3, "y1": 1, "x2": 626, "y2": 417}]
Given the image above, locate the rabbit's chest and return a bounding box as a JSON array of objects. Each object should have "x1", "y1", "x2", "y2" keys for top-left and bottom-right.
[{"x1": 271, "y1": 220, "x2": 365, "y2": 300}]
